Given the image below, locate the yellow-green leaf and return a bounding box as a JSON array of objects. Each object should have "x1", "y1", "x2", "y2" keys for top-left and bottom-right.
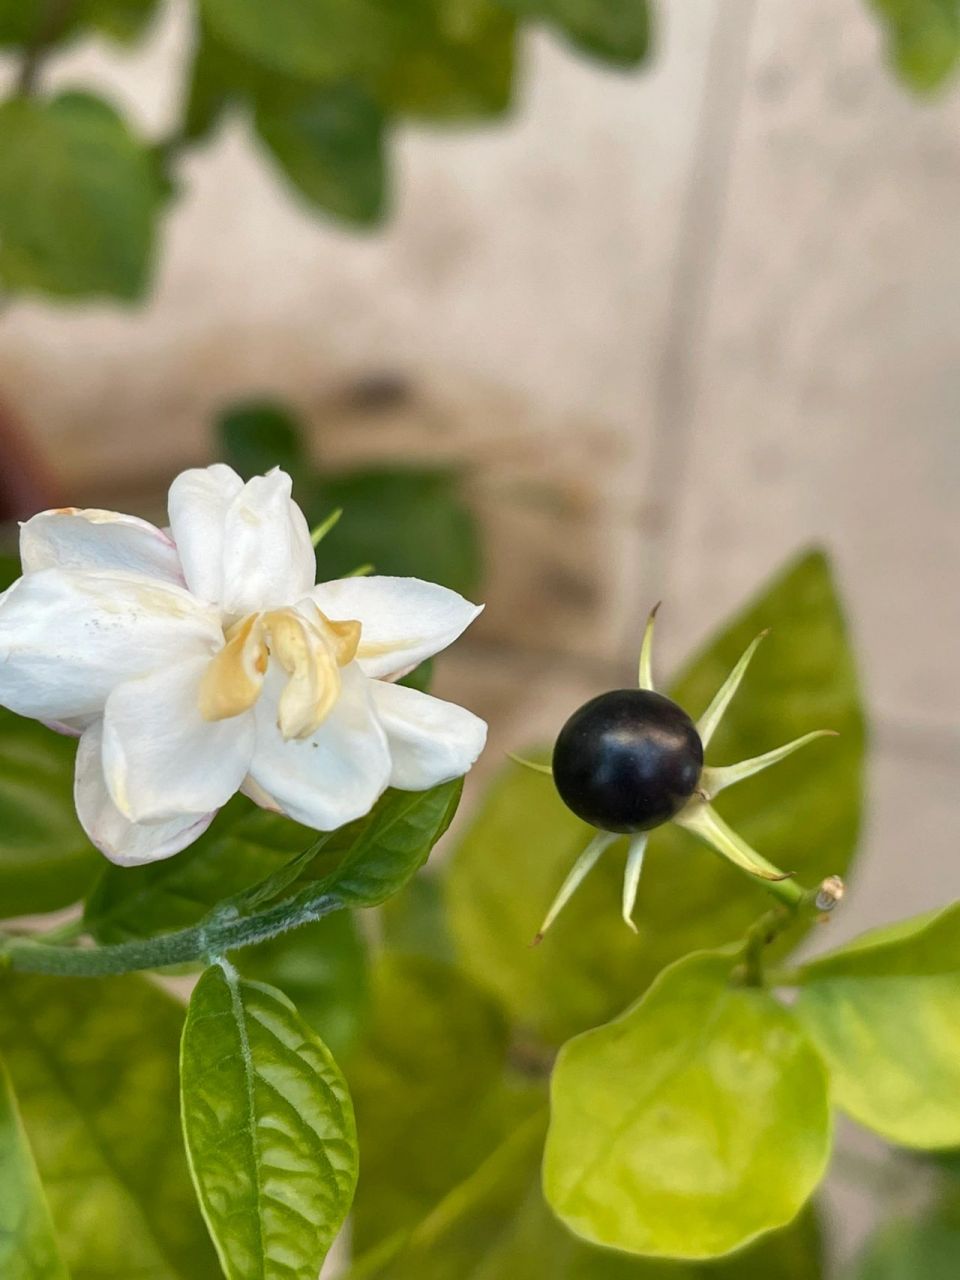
[{"x1": 544, "y1": 951, "x2": 831, "y2": 1259}]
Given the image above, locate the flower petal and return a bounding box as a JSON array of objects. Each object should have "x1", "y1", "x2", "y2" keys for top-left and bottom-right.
[
  {"x1": 75, "y1": 723, "x2": 214, "y2": 866},
  {"x1": 102, "y1": 656, "x2": 255, "y2": 823},
  {"x1": 167, "y1": 463, "x2": 244, "y2": 605},
  {"x1": 247, "y1": 661, "x2": 390, "y2": 830},
  {"x1": 0, "y1": 568, "x2": 221, "y2": 722},
  {"x1": 20, "y1": 509, "x2": 184, "y2": 584},
  {"x1": 370, "y1": 679, "x2": 487, "y2": 789},
  {"x1": 308, "y1": 577, "x2": 483, "y2": 679},
  {"x1": 221, "y1": 470, "x2": 316, "y2": 619}
]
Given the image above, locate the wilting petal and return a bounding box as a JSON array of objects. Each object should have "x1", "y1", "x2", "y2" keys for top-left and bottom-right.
[
  {"x1": 308, "y1": 576, "x2": 483, "y2": 679},
  {"x1": 247, "y1": 662, "x2": 390, "y2": 830},
  {"x1": 220, "y1": 470, "x2": 315, "y2": 619},
  {"x1": 0, "y1": 568, "x2": 222, "y2": 722},
  {"x1": 20, "y1": 508, "x2": 184, "y2": 584},
  {"x1": 102, "y1": 655, "x2": 255, "y2": 823},
  {"x1": 167, "y1": 463, "x2": 244, "y2": 605},
  {"x1": 75, "y1": 723, "x2": 214, "y2": 866},
  {"x1": 370, "y1": 679, "x2": 486, "y2": 790}
]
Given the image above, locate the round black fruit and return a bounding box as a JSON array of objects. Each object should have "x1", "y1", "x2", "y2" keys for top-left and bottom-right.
[{"x1": 552, "y1": 689, "x2": 703, "y2": 834}]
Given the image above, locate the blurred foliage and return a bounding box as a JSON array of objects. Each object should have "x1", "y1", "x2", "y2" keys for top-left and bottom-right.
[
  {"x1": 870, "y1": 0, "x2": 960, "y2": 92},
  {"x1": 218, "y1": 397, "x2": 483, "y2": 596},
  {"x1": 0, "y1": 0, "x2": 654, "y2": 302}
]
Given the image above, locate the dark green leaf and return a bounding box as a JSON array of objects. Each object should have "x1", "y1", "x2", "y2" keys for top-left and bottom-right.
[
  {"x1": 0, "y1": 972, "x2": 220, "y2": 1278},
  {"x1": 794, "y1": 902, "x2": 960, "y2": 1149},
  {"x1": 216, "y1": 398, "x2": 309, "y2": 484},
  {"x1": 544, "y1": 951, "x2": 832, "y2": 1259},
  {"x1": 238, "y1": 910, "x2": 369, "y2": 1057},
  {"x1": 82, "y1": 0, "x2": 161, "y2": 43},
  {"x1": 869, "y1": 0, "x2": 960, "y2": 92},
  {"x1": 256, "y1": 83, "x2": 387, "y2": 224},
  {"x1": 348, "y1": 953, "x2": 517, "y2": 1253},
  {"x1": 198, "y1": 0, "x2": 390, "y2": 82},
  {"x1": 0, "y1": 708, "x2": 100, "y2": 916},
  {"x1": 0, "y1": 93, "x2": 161, "y2": 300},
  {"x1": 851, "y1": 1200, "x2": 960, "y2": 1280},
  {"x1": 500, "y1": 0, "x2": 651, "y2": 65},
  {"x1": 375, "y1": 0, "x2": 517, "y2": 119},
  {"x1": 447, "y1": 549, "x2": 865, "y2": 1044},
  {"x1": 0, "y1": 1056, "x2": 68, "y2": 1280},
  {"x1": 0, "y1": 1, "x2": 79, "y2": 48},
  {"x1": 398, "y1": 657, "x2": 435, "y2": 693},
  {"x1": 84, "y1": 795, "x2": 314, "y2": 943},
  {"x1": 0, "y1": 555, "x2": 19, "y2": 591},
  {"x1": 181, "y1": 964, "x2": 358, "y2": 1280},
  {"x1": 314, "y1": 467, "x2": 482, "y2": 595}
]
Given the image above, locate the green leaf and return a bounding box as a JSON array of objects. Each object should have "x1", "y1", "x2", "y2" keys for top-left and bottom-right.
[
  {"x1": 0, "y1": 555, "x2": 19, "y2": 591},
  {"x1": 314, "y1": 467, "x2": 482, "y2": 595},
  {"x1": 181, "y1": 963, "x2": 358, "y2": 1280},
  {"x1": 238, "y1": 910, "x2": 369, "y2": 1058},
  {"x1": 380, "y1": 870, "x2": 455, "y2": 962},
  {"x1": 851, "y1": 1198, "x2": 960, "y2": 1280},
  {"x1": 869, "y1": 0, "x2": 960, "y2": 92},
  {"x1": 0, "y1": 1056, "x2": 68, "y2": 1280},
  {"x1": 348, "y1": 953, "x2": 515, "y2": 1253},
  {"x1": 216, "y1": 398, "x2": 309, "y2": 484},
  {"x1": 543, "y1": 951, "x2": 832, "y2": 1259},
  {"x1": 198, "y1": 0, "x2": 390, "y2": 82},
  {"x1": 0, "y1": 1, "x2": 77, "y2": 47},
  {"x1": 375, "y1": 0, "x2": 517, "y2": 119},
  {"x1": 794, "y1": 902, "x2": 960, "y2": 1149},
  {"x1": 0, "y1": 93, "x2": 160, "y2": 300},
  {"x1": 500, "y1": 0, "x2": 651, "y2": 66},
  {"x1": 256, "y1": 83, "x2": 387, "y2": 225},
  {"x1": 82, "y1": 0, "x2": 161, "y2": 43},
  {"x1": 0, "y1": 708, "x2": 100, "y2": 916},
  {"x1": 447, "y1": 549, "x2": 864, "y2": 1045},
  {"x1": 0, "y1": 972, "x2": 220, "y2": 1278},
  {"x1": 84, "y1": 796, "x2": 314, "y2": 944}
]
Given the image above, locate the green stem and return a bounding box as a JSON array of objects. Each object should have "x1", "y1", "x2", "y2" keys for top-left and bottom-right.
[
  {"x1": 0, "y1": 882, "x2": 343, "y2": 978},
  {"x1": 738, "y1": 887, "x2": 823, "y2": 987}
]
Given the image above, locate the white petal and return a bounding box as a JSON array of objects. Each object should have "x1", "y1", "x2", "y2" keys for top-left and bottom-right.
[
  {"x1": 370, "y1": 680, "x2": 487, "y2": 790},
  {"x1": 20, "y1": 509, "x2": 184, "y2": 584},
  {"x1": 75, "y1": 723, "x2": 214, "y2": 866},
  {"x1": 167, "y1": 464, "x2": 244, "y2": 605},
  {"x1": 102, "y1": 656, "x2": 255, "y2": 823},
  {"x1": 0, "y1": 568, "x2": 221, "y2": 722},
  {"x1": 308, "y1": 577, "x2": 483, "y2": 679},
  {"x1": 220, "y1": 470, "x2": 315, "y2": 619},
  {"x1": 247, "y1": 661, "x2": 390, "y2": 830}
]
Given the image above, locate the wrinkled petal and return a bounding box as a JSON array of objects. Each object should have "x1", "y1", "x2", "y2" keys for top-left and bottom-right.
[
  {"x1": 247, "y1": 661, "x2": 390, "y2": 830},
  {"x1": 75, "y1": 723, "x2": 214, "y2": 866},
  {"x1": 370, "y1": 679, "x2": 487, "y2": 790},
  {"x1": 308, "y1": 576, "x2": 483, "y2": 679},
  {"x1": 0, "y1": 568, "x2": 221, "y2": 722},
  {"x1": 220, "y1": 470, "x2": 315, "y2": 619},
  {"x1": 167, "y1": 463, "x2": 244, "y2": 605},
  {"x1": 102, "y1": 655, "x2": 255, "y2": 823},
  {"x1": 20, "y1": 508, "x2": 184, "y2": 584}
]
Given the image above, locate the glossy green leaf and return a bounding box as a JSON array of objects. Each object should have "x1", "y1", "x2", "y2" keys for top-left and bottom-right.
[
  {"x1": 198, "y1": 0, "x2": 389, "y2": 82},
  {"x1": 0, "y1": 1056, "x2": 68, "y2": 1280},
  {"x1": 501, "y1": 0, "x2": 651, "y2": 65},
  {"x1": 181, "y1": 963, "x2": 357, "y2": 1280},
  {"x1": 238, "y1": 910, "x2": 369, "y2": 1058},
  {"x1": 256, "y1": 83, "x2": 387, "y2": 224},
  {"x1": 375, "y1": 0, "x2": 517, "y2": 118},
  {"x1": 0, "y1": 708, "x2": 100, "y2": 916},
  {"x1": 0, "y1": 93, "x2": 160, "y2": 300},
  {"x1": 544, "y1": 951, "x2": 832, "y2": 1259},
  {"x1": 314, "y1": 467, "x2": 482, "y2": 595},
  {"x1": 84, "y1": 796, "x2": 314, "y2": 943},
  {"x1": 217, "y1": 398, "x2": 309, "y2": 486},
  {"x1": 869, "y1": 0, "x2": 960, "y2": 92},
  {"x1": 0, "y1": 972, "x2": 219, "y2": 1278},
  {"x1": 348, "y1": 953, "x2": 516, "y2": 1254},
  {"x1": 794, "y1": 902, "x2": 960, "y2": 1149},
  {"x1": 447, "y1": 549, "x2": 864, "y2": 1044}
]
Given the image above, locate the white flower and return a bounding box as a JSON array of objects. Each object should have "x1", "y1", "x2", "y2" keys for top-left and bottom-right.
[{"x1": 0, "y1": 464, "x2": 487, "y2": 866}]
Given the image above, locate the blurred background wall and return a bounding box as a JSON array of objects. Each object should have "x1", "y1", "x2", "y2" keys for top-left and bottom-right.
[{"x1": 1, "y1": 0, "x2": 958, "y2": 949}]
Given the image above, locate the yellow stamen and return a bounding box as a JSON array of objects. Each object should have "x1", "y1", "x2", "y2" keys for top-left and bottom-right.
[{"x1": 198, "y1": 613, "x2": 268, "y2": 722}]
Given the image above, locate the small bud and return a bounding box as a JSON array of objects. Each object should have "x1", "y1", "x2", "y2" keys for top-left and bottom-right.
[{"x1": 815, "y1": 875, "x2": 845, "y2": 912}]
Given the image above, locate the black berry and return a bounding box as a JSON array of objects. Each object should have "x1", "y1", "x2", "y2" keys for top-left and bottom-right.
[{"x1": 552, "y1": 689, "x2": 703, "y2": 834}]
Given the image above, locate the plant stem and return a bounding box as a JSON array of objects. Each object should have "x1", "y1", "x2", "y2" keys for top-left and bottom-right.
[
  {"x1": 738, "y1": 886, "x2": 825, "y2": 987},
  {"x1": 16, "y1": 0, "x2": 77, "y2": 96},
  {"x1": 0, "y1": 882, "x2": 344, "y2": 978}
]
